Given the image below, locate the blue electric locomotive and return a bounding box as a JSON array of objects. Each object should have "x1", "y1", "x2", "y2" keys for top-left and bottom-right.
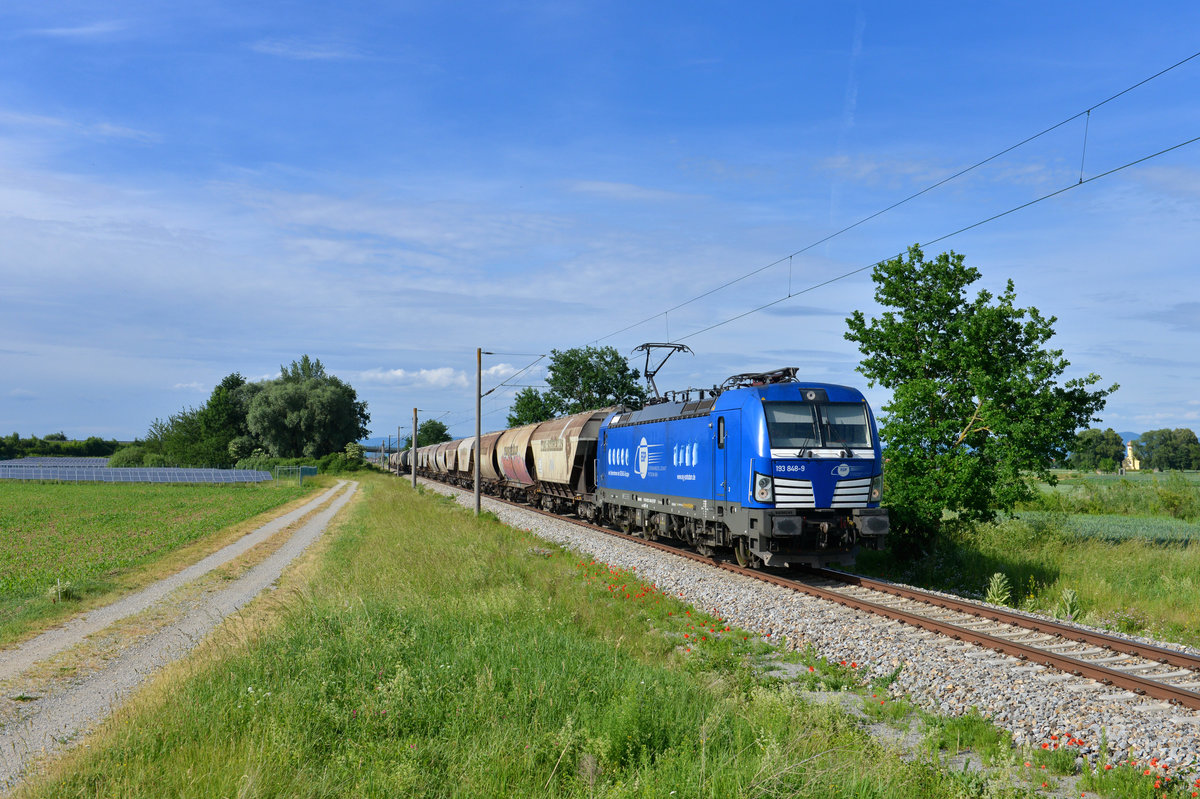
[{"x1": 592, "y1": 368, "x2": 888, "y2": 567}]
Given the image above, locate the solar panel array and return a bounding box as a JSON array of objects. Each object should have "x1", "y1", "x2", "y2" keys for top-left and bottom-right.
[
  {"x1": 0, "y1": 457, "x2": 112, "y2": 467},
  {"x1": 0, "y1": 463, "x2": 273, "y2": 484}
]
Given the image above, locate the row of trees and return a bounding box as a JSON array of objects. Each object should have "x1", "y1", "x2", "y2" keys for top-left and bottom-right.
[
  {"x1": 1069, "y1": 427, "x2": 1200, "y2": 471},
  {"x1": 1135, "y1": 428, "x2": 1200, "y2": 471},
  {"x1": 0, "y1": 432, "x2": 121, "y2": 460},
  {"x1": 116, "y1": 356, "x2": 370, "y2": 468}
]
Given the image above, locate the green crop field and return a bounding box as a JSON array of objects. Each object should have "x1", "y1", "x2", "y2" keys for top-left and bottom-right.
[
  {"x1": 0, "y1": 481, "x2": 313, "y2": 638},
  {"x1": 1018, "y1": 511, "x2": 1200, "y2": 544}
]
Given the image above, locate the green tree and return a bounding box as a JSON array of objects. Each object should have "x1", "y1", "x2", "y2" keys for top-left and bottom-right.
[
  {"x1": 506, "y1": 386, "x2": 557, "y2": 427},
  {"x1": 844, "y1": 245, "x2": 1116, "y2": 546},
  {"x1": 506, "y1": 346, "x2": 646, "y2": 423},
  {"x1": 401, "y1": 419, "x2": 452, "y2": 449},
  {"x1": 247, "y1": 360, "x2": 370, "y2": 459},
  {"x1": 1069, "y1": 427, "x2": 1126, "y2": 471}
]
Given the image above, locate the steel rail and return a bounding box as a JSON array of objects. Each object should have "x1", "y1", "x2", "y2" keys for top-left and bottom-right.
[
  {"x1": 811, "y1": 568, "x2": 1200, "y2": 671},
  {"x1": 413, "y1": 475, "x2": 1200, "y2": 710}
]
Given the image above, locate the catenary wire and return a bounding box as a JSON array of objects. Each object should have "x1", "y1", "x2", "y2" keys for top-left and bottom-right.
[
  {"x1": 675, "y1": 132, "x2": 1200, "y2": 343},
  {"x1": 590, "y1": 48, "x2": 1200, "y2": 346}
]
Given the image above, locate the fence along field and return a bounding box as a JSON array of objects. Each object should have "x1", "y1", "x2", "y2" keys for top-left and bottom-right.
[{"x1": 0, "y1": 481, "x2": 312, "y2": 642}]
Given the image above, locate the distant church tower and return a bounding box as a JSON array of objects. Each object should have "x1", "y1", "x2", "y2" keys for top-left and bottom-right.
[{"x1": 1122, "y1": 441, "x2": 1141, "y2": 472}]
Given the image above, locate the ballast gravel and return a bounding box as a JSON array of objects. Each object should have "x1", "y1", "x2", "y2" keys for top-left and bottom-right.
[{"x1": 425, "y1": 480, "x2": 1200, "y2": 774}]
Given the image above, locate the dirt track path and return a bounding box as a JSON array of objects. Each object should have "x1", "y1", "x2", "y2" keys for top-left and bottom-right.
[{"x1": 0, "y1": 479, "x2": 358, "y2": 792}]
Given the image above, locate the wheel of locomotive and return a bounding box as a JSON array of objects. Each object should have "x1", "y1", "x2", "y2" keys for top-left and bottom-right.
[{"x1": 734, "y1": 539, "x2": 752, "y2": 568}]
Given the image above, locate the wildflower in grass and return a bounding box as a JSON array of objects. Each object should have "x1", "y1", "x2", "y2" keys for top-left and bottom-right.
[
  {"x1": 1042, "y1": 783, "x2": 1047, "y2": 788},
  {"x1": 1104, "y1": 764, "x2": 1112, "y2": 771},
  {"x1": 1025, "y1": 762, "x2": 1031, "y2": 768}
]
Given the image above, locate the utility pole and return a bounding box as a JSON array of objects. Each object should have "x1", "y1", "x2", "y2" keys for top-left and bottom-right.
[
  {"x1": 474, "y1": 347, "x2": 482, "y2": 516},
  {"x1": 411, "y1": 408, "x2": 418, "y2": 490}
]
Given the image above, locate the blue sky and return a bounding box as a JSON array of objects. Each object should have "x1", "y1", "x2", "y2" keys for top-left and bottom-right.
[{"x1": 2, "y1": 1, "x2": 1198, "y2": 444}]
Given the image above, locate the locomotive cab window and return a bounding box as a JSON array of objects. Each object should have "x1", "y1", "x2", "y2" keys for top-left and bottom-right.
[
  {"x1": 820, "y1": 404, "x2": 871, "y2": 449},
  {"x1": 765, "y1": 402, "x2": 872, "y2": 449},
  {"x1": 763, "y1": 403, "x2": 819, "y2": 449}
]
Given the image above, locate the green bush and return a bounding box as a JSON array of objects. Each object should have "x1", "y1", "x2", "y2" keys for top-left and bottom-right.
[{"x1": 107, "y1": 446, "x2": 147, "y2": 467}]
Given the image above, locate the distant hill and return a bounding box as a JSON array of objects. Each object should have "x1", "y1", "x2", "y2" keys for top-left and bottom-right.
[{"x1": 1119, "y1": 431, "x2": 1141, "y2": 444}]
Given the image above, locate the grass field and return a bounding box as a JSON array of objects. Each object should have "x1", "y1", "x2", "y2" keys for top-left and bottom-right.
[
  {"x1": 19, "y1": 475, "x2": 1037, "y2": 799},
  {"x1": 0, "y1": 480, "x2": 314, "y2": 643},
  {"x1": 1028, "y1": 470, "x2": 1200, "y2": 521}
]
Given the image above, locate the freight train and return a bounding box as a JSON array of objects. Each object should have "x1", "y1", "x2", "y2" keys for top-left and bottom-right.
[{"x1": 390, "y1": 368, "x2": 888, "y2": 568}]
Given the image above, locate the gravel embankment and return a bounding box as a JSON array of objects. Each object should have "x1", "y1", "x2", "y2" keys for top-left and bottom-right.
[{"x1": 426, "y1": 480, "x2": 1200, "y2": 773}]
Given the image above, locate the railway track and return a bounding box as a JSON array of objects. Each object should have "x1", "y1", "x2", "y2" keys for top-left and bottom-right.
[{"x1": 419, "y1": 476, "x2": 1200, "y2": 711}]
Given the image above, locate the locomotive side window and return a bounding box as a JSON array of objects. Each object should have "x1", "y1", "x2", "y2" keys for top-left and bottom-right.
[{"x1": 717, "y1": 416, "x2": 725, "y2": 449}]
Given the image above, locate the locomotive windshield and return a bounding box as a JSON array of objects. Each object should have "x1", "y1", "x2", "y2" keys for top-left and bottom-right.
[{"x1": 764, "y1": 402, "x2": 872, "y2": 450}]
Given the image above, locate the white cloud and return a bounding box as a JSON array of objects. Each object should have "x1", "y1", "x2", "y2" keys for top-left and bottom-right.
[
  {"x1": 172, "y1": 382, "x2": 205, "y2": 391},
  {"x1": 359, "y1": 367, "x2": 469, "y2": 389},
  {"x1": 568, "y1": 181, "x2": 692, "y2": 202},
  {"x1": 250, "y1": 38, "x2": 363, "y2": 61},
  {"x1": 0, "y1": 110, "x2": 158, "y2": 144},
  {"x1": 7, "y1": 388, "x2": 37, "y2": 400},
  {"x1": 358, "y1": 363, "x2": 519, "y2": 390},
  {"x1": 24, "y1": 21, "x2": 126, "y2": 39}
]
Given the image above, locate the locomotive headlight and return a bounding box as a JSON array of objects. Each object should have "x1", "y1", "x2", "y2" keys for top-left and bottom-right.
[
  {"x1": 869, "y1": 474, "x2": 883, "y2": 503},
  {"x1": 754, "y1": 473, "x2": 774, "y2": 503}
]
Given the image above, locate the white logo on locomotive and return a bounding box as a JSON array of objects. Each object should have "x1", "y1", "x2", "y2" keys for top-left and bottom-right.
[{"x1": 636, "y1": 437, "x2": 649, "y2": 479}]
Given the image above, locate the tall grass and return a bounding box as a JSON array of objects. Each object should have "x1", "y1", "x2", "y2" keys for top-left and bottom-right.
[{"x1": 21, "y1": 477, "x2": 1013, "y2": 798}]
